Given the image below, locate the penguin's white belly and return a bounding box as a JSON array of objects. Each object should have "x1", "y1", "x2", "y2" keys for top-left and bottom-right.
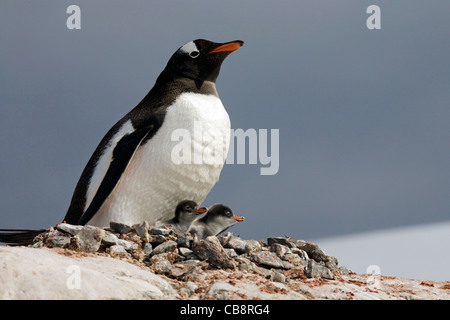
[{"x1": 89, "y1": 92, "x2": 230, "y2": 227}]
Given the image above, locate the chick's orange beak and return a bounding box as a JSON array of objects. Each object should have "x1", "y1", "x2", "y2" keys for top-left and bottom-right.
[
  {"x1": 232, "y1": 215, "x2": 245, "y2": 222},
  {"x1": 195, "y1": 207, "x2": 208, "y2": 214}
]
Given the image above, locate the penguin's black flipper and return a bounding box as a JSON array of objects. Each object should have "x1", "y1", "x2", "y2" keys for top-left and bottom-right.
[
  {"x1": 77, "y1": 122, "x2": 157, "y2": 225},
  {"x1": 0, "y1": 229, "x2": 46, "y2": 246}
]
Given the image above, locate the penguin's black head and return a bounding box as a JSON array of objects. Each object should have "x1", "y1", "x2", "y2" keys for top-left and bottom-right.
[
  {"x1": 203, "y1": 204, "x2": 245, "y2": 224},
  {"x1": 175, "y1": 200, "x2": 207, "y2": 222},
  {"x1": 164, "y1": 39, "x2": 244, "y2": 85}
]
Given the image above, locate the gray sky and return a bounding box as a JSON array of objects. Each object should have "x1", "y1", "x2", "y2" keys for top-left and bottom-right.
[{"x1": 1, "y1": 0, "x2": 449, "y2": 252}]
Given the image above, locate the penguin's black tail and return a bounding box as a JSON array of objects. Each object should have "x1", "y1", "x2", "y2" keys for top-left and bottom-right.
[{"x1": 0, "y1": 229, "x2": 46, "y2": 246}]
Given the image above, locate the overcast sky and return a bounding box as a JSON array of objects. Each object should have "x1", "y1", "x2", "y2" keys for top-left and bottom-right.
[{"x1": 1, "y1": 1, "x2": 449, "y2": 280}]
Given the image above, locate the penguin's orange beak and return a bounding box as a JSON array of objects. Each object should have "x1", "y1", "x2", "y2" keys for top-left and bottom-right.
[
  {"x1": 209, "y1": 41, "x2": 244, "y2": 54},
  {"x1": 232, "y1": 215, "x2": 245, "y2": 222},
  {"x1": 195, "y1": 207, "x2": 208, "y2": 215}
]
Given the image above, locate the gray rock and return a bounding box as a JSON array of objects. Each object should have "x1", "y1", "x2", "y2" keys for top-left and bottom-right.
[
  {"x1": 47, "y1": 235, "x2": 71, "y2": 248},
  {"x1": 177, "y1": 236, "x2": 193, "y2": 248},
  {"x1": 152, "y1": 240, "x2": 177, "y2": 255},
  {"x1": 153, "y1": 260, "x2": 172, "y2": 274},
  {"x1": 109, "y1": 245, "x2": 131, "y2": 258},
  {"x1": 235, "y1": 256, "x2": 252, "y2": 272},
  {"x1": 244, "y1": 239, "x2": 262, "y2": 254},
  {"x1": 310, "y1": 248, "x2": 327, "y2": 262},
  {"x1": 251, "y1": 263, "x2": 274, "y2": 279},
  {"x1": 283, "y1": 252, "x2": 305, "y2": 267},
  {"x1": 0, "y1": 246, "x2": 178, "y2": 299},
  {"x1": 150, "y1": 227, "x2": 172, "y2": 236},
  {"x1": 169, "y1": 260, "x2": 206, "y2": 280},
  {"x1": 291, "y1": 248, "x2": 309, "y2": 262},
  {"x1": 133, "y1": 221, "x2": 152, "y2": 242},
  {"x1": 143, "y1": 243, "x2": 153, "y2": 256},
  {"x1": 117, "y1": 238, "x2": 139, "y2": 252},
  {"x1": 218, "y1": 232, "x2": 233, "y2": 246},
  {"x1": 109, "y1": 222, "x2": 132, "y2": 234},
  {"x1": 305, "y1": 260, "x2": 334, "y2": 280},
  {"x1": 224, "y1": 237, "x2": 247, "y2": 254},
  {"x1": 325, "y1": 255, "x2": 339, "y2": 272},
  {"x1": 56, "y1": 223, "x2": 83, "y2": 235},
  {"x1": 78, "y1": 225, "x2": 105, "y2": 253},
  {"x1": 192, "y1": 236, "x2": 236, "y2": 269},
  {"x1": 295, "y1": 240, "x2": 319, "y2": 253},
  {"x1": 178, "y1": 247, "x2": 193, "y2": 257},
  {"x1": 267, "y1": 236, "x2": 295, "y2": 248},
  {"x1": 68, "y1": 235, "x2": 82, "y2": 251},
  {"x1": 224, "y1": 248, "x2": 238, "y2": 258},
  {"x1": 101, "y1": 231, "x2": 119, "y2": 247},
  {"x1": 270, "y1": 243, "x2": 289, "y2": 258},
  {"x1": 273, "y1": 271, "x2": 286, "y2": 283},
  {"x1": 149, "y1": 235, "x2": 167, "y2": 245},
  {"x1": 149, "y1": 252, "x2": 178, "y2": 275},
  {"x1": 180, "y1": 281, "x2": 198, "y2": 297},
  {"x1": 251, "y1": 251, "x2": 285, "y2": 269}
]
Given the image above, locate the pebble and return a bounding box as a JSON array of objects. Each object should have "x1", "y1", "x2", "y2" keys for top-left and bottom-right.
[
  {"x1": 273, "y1": 271, "x2": 286, "y2": 283},
  {"x1": 267, "y1": 236, "x2": 295, "y2": 248},
  {"x1": 133, "y1": 221, "x2": 151, "y2": 243},
  {"x1": 218, "y1": 232, "x2": 233, "y2": 246},
  {"x1": 251, "y1": 251, "x2": 285, "y2": 269},
  {"x1": 192, "y1": 236, "x2": 236, "y2": 269},
  {"x1": 180, "y1": 281, "x2": 198, "y2": 297},
  {"x1": 143, "y1": 243, "x2": 153, "y2": 256},
  {"x1": 177, "y1": 236, "x2": 193, "y2": 248},
  {"x1": 153, "y1": 260, "x2": 172, "y2": 274},
  {"x1": 309, "y1": 248, "x2": 327, "y2": 262},
  {"x1": 102, "y1": 231, "x2": 119, "y2": 247},
  {"x1": 291, "y1": 248, "x2": 309, "y2": 262},
  {"x1": 109, "y1": 222, "x2": 132, "y2": 234},
  {"x1": 169, "y1": 260, "x2": 206, "y2": 280},
  {"x1": 224, "y1": 237, "x2": 247, "y2": 254},
  {"x1": 150, "y1": 227, "x2": 172, "y2": 236},
  {"x1": 306, "y1": 260, "x2": 334, "y2": 280},
  {"x1": 152, "y1": 240, "x2": 177, "y2": 255},
  {"x1": 270, "y1": 243, "x2": 289, "y2": 258},
  {"x1": 31, "y1": 222, "x2": 347, "y2": 282},
  {"x1": 251, "y1": 263, "x2": 274, "y2": 279},
  {"x1": 235, "y1": 256, "x2": 252, "y2": 273},
  {"x1": 56, "y1": 223, "x2": 83, "y2": 235},
  {"x1": 283, "y1": 252, "x2": 304, "y2": 267},
  {"x1": 47, "y1": 236, "x2": 71, "y2": 248},
  {"x1": 244, "y1": 239, "x2": 262, "y2": 254},
  {"x1": 109, "y1": 245, "x2": 130, "y2": 258},
  {"x1": 78, "y1": 225, "x2": 105, "y2": 253},
  {"x1": 224, "y1": 248, "x2": 238, "y2": 258},
  {"x1": 178, "y1": 247, "x2": 193, "y2": 257},
  {"x1": 117, "y1": 238, "x2": 139, "y2": 252},
  {"x1": 148, "y1": 235, "x2": 167, "y2": 246}
]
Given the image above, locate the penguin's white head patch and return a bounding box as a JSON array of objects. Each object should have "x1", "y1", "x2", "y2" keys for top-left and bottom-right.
[{"x1": 179, "y1": 41, "x2": 200, "y2": 58}]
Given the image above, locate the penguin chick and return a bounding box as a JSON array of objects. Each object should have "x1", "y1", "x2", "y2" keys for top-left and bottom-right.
[
  {"x1": 188, "y1": 204, "x2": 245, "y2": 239},
  {"x1": 161, "y1": 200, "x2": 207, "y2": 234}
]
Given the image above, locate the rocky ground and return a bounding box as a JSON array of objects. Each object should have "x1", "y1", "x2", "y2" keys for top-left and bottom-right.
[{"x1": 1, "y1": 222, "x2": 449, "y2": 300}]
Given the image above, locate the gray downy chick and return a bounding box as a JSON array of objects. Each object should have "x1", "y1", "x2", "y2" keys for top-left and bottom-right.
[{"x1": 189, "y1": 204, "x2": 245, "y2": 239}]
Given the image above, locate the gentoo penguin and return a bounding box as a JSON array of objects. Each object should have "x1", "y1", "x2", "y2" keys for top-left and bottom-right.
[
  {"x1": 160, "y1": 200, "x2": 207, "y2": 234},
  {"x1": 188, "y1": 204, "x2": 245, "y2": 239},
  {"x1": 0, "y1": 39, "x2": 243, "y2": 246},
  {"x1": 64, "y1": 39, "x2": 244, "y2": 227}
]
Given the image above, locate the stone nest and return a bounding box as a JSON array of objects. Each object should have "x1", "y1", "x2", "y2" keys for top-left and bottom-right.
[{"x1": 31, "y1": 221, "x2": 351, "y2": 285}]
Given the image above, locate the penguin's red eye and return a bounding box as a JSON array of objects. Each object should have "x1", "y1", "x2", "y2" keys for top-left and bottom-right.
[{"x1": 190, "y1": 51, "x2": 200, "y2": 58}]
